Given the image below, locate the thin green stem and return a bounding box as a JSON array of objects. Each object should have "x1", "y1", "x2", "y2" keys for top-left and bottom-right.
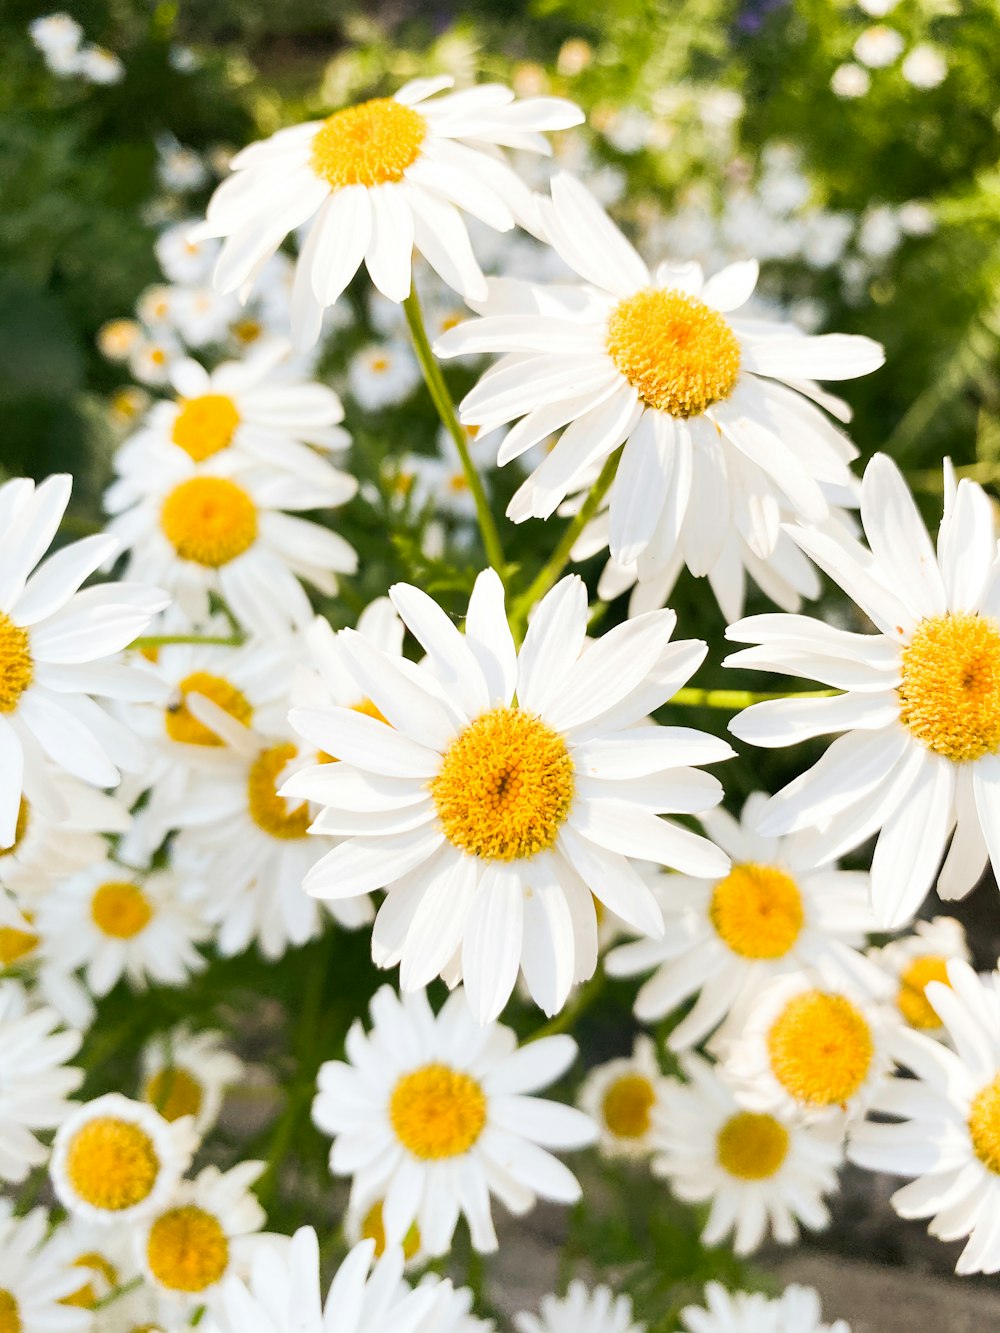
[
  {"x1": 402, "y1": 288, "x2": 506, "y2": 575},
  {"x1": 129, "y1": 632, "x2": 245, "y2": 650},
  {"x1": 668, "y1": 687, "x2": 838, "y2": 709},
  {"x1": 909, "y1": 461, "x2": 1000, "y2": 493}
]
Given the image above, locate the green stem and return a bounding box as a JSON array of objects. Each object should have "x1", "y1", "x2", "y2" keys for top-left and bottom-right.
[
  {"x1": 909, "y1": 461, "x2": 1000, "y2": 493},
  {"x1": 668, "y1": 687, "x2": 838, "y2": 709},
  {"x1": 94, "y1": 1277, "x2": 143, "y2": 1311},
  {"x1": 402, "y1": 287, "x2": 506, "y2": 575},
  {"x1": 129, "y1": 632, "x2": 245, "y2": 650}
]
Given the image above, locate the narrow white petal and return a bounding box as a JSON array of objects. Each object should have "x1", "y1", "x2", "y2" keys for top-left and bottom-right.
[
  {"x1": 742, "y1": 333, "x2": 885, "y2": 381},
  {"x1": 860, "y1": 453, "x2": 946, "y2": 618},
  {"x1": 461, "y1": 865, "x2": 523, "y2": 1023},
  {"x1": 609, "y1": 411, "x2": 674, "y2": 567},
  {"x1": 870, "y1": 754, "x2": 954, "y2": 927},
  {"x1": 364, "y1": 185, "x2": 414, "y2": 302}
]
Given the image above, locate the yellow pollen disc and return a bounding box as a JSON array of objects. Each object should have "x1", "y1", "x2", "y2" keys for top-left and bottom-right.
[
  {"x1": 65, "y1": 1116, "x2": 160, "y2": 1211},
  {"x1": 146, "y1": 1206, "x2": 229, "y2": 1292},
  {"x1": 898, "y1": 613, "x2": 1000, "y2": 763},
  {"x1": 766, "y1": 990, "x2": 874, "y2": 1109},
  {"x1": 62, "y1": 1253, "x2": 119, "y2": 1309},
  {"x1": 232, "y1": 318, "x2": 263, "y2": 345},
  {"x1": 91, "y1": 880, "x2": 154, "y2": 939},
  {"x1": 716, "y1": 1110, "x2": 790, "y2": 1180},
  {"x1": 969, "y1": 1075, "x2": 1000, "y2": 1174},
  {"x1": 160, "y1": 477, "x2": 258, "y2": 568},
  {"x1": 361, "y1": 1201, "x2": 421, "y2": 1260},
  {"x1": 0, "y1": 613, "x2": 33, "y2": 714},
  {"x1": 0, "y1": 921, "x2": 40, "y2": 967},
  {"x1": 310, "y1": 98, "x2": 426, "y2": 190},
  {"x1": 247, "y1": 743, "x2": 311, "y2": 839},
  {"x1": 709, "y1": 862, "x2": 804, "y2": 960},
  {"x1": 390, "y1": 1063, "x2": 488, "y2": 1160},
  {"x1": 606, "y1": 287, "x2": 741, "y2": 418},
  {"x1": 170, "y1": 394, "x2": 241, "y2": 462},
  {"x1": 0, "y1": 798, "x2": 30, "y2": 861},
  {"x1": 431, "y1": 706, "x2": 575, "y2": 862},
  {"x1": 0, "y1": 1291, "x2": 20, "y2": 1333},
  {"x1": 144, "y1": 1068, "x2": 204, "y2": 1122},
  {"x1": 601, "y1": 1073, "x2": 655, "y2": 1139},
  {"x1": 896, "y1": 955, "x2": 951, "y2": 1030},
  {"x1": 165, "y1": 671, "x2": 253, "y2": 746}
]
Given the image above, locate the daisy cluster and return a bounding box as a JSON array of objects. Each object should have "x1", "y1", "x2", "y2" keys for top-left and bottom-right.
[{"x1": 3, "y1": 63, "x2": 1000, "y2": 1333}]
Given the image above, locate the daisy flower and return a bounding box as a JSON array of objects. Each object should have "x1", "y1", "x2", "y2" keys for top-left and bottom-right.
[
  {"x1": 156, "y1": 221, "x2": 220, "y2": 285},
  {"x1": 287, "y1": 568, "x2": 733, "y2": 1022},
  {"x1": 726, "y1": 455, "x2": 1000, "y2": 927},
  {"x1": 345, "y1": 1195, "x2": 425, "y2": 1268},
  {"x1": 515, "y1": 1282, "x2": 644, "y2": 1333},
  {"x1": 35, "y1": 860, "x2": 209, "y2": 998},
  {"x1": 849, "y1": 959, "x2": 1000, "y2": 1275},
  {"x1": 48, "y1": 1215, "x2": 139, "y2": 1314},
  {"x1": 139, "y1": 1026, "x2": 244, "y2": 1133},
  {"x1": 192, "y1": 79, "x2": 583, "y2": 346},
  {"x1": 51, "y1": 1093, "x2": 198, "y2": 1225},
  {"x1": 577, "y1": 1034, "x2": 670, "y2": 1159},
  {"x1": 868, "y1": 916, "x2": 970, "y2": 1035},
  {"x1": 348, "y1": 340, "x2": 421, "y2": 410},
  {"x1": 0, "y1": 1203, "x2": 92, "y2": 1333},
  {"x1": 0, "y1": 473, "x2": 167, "y2": 848},
  {"x1": 0, "y1": 980, "x2": 82, "y2": 1184},
  {"x1": 681, "y1": 1281, "x2": 850, "y2": 1333},
  {"x1": 652, "y1": 1053, "x2": 843, "y2": 1255},
  {"x1": 427, "y1": 1281, "x2": 495, "y2": 1333},
  {"x1": 434, "y1": 173, "x2": 882, "y2": 588},
  {"x1": 604, "y1": 793, "x2": 882, "y2": 1049},
  {"x1": 311, "y1": 985, "x2": 597, "y2": 1255}
]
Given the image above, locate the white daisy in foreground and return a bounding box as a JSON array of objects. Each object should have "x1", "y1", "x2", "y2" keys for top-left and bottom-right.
[
  {"x1": 194, "y1": 79, "x2": 583, "y2": 346},
  {"x1": 849, "y1": 960, "x2": 1000, "y2": 1275},
  {"x1": 605, "y1": 793, "x2": 881, "y2": 1049},
  {"x1": 652, "y1": 1053, "x2": 843, "y2": 1255},
  {"x1": 287, "y1": 568, "x2": 732, "y2": 1022},
  {"x1": 51, "y1": 1093, "x2": 198, "y2": 1225},
  {"x1": 0, "y1": 981, "x2": 82, "y2": 1184},
  {"x1": 435, "y1": 173, "x2": 882, "y2": 584},
  {"x1": 312, "y1": 985, "x2": 597, "y2": 1255},
  {"x1": 726, "y1": 455, "x2": 1000, "y2": 927},
  {"x1": 0, "y1": 1203, "x2": 91, "y2": 1333},
  {"x1": 577, "y1": 1034, "x2": 669, "y2": 1159},
  {"x1": 515, "y1": 1281, "x2": 644, "y2": 1333},
  {"x1": 140, "y1": 1026, "x2": 244, "y2": 1133},
  {"x1": 681, "y1": 1281, "x2": 850, "y2": 1333},
  {"x1": 0, "y1": 473, "x2": 167, "y2": 848},
  {"x1": 868, "y1": 915, "x2": 970, "y2": 1035}
]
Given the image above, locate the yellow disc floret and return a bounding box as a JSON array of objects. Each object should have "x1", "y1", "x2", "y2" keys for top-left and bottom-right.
[
  {"x1": 431, "y1": 706, "x2": 575, "y2": 861},
  {"x1": 390, "y1": 1063, "x2": 487, "y2": 1160},
  {"x1": 144, "y1": 1068, "x2": 204, "y2": 1123},
  {"x1": 0, "y1": 613, "x2": 33, "y2": 714},
  {"x1": 0, "y1": 799, "x2": 30, "y2": 859},
  {"x1": 898, "y1": 613, "x2": 1000, "y2": 763},
  {"x1": 170, "y1": 394, "x2": 240, "y2": 462},
  {"x1": 606, "y1": 287, "x2": 741, "y2": 418},
  {"x1": 896, "y1": 955, "x2": 950, "y2": 1030},
  {"x1": 165, "y1": 671, "x2": 253, "y2": 746},
  {"x1": 311, "y1": 98, "x2": 427, "y2": 190},
  {"x1": 62, "y1": 1253, "x2": 119, "y2": 1309},
  {"x1": 716, "y1": 1110, "x2": 790, "y2": 1180},
  {"x1": 64, "y1": 1117, "x2": 160, "y2": 1211},
  {"x1": 969, "y1": 1075, "x2": 1000, "y2": 1174},
  {"x1": 160, "y1": 477, "x2": 258, "y2": 568},
  {"x1": 247, "y1": 743, "x2": 311, "y2": 839},
  {"x1": 0, "y1": 1291, "x2": 20, "y2": 1333},
  {"x1": 91, "y1": 881, "x2": 154, "y2": 939},
  {"x1": 601, "y1": 1074, "x2": 655, "y2": 1139},
  {"x1": 766, "y1": 990, "x2": 874, "y2": 1109},
  {"x1": 146, "y1": 1206, "x2": 229, "y2": 1292},
  {"x1": 709, "y1": 863, "x2": 804, "y2": 960},
  {"x1": 361, "y1": 1200, "x2": 421, "y2": 1260},
  {"x1": 0, "y1": 921, "x2": 40, "y2": 967}
]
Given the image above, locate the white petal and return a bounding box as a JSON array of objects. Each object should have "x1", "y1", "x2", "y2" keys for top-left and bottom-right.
[
  {"x1": 608, "y1": 411, "x2": 673, "y2": 567},
  {"x1": 465, "y1": 568, "x2": 517, "y2": 706},
  {"x1": 461, "y1": 865, "x2": 523, "y2": 1024},
  {"x1": 389, "y1": 583, "x2": 489, "y2": 720},
  {"x1": 742, "y1": 332, "x2": 885, "y2": 381},
  {"x1": 303, "y1": 827, "x2": 444, "y2": 899},
  {"x1": 870, "y1": 754, "x2": 954, "y2": 927},
  {"x1": 516, "y1": 575, "x2": 588, "y2": 715},
  {"x1": 364, "y1": 185, "x2": 414, "y2": 302},
  {"x1": 543, "y1": 172, "x2": 649, "y2": 295},
  {"x1": 700, "y1": 259, "x2": 759, "y2": 312},
  {"x1": 861, "y1": 453, "x2": 946, "y2": 618},
  {"x1": 730, "y1": 690, "x2": 900, "y2": 748}
]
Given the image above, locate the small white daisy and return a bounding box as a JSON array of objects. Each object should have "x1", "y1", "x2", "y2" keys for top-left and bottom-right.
[
  {"x1": 348, "y1": 340, "x2": 421, "y2": 410},
  {"x1": 312, "y1": 984, "x2": 597, "y2": 1255},
  {"x1": 577, "y1": 1033, "x2": 670, "y2": 1159},
  {"x1": 853, "y1": 24, "x2": 905, "y2": 67},
  {"x1": 78, "y1": 45, "x2": 125, "y2": 84},
  {"x1": 344, "y1": 1194, "x2": 426, "y2": 1269},
  {"x1": 868, "y1": 916, "x2": 970, "y2": 1035},
  {"x1": 47, "y1": 1214, "x2": 139, "y2": 1314},
  {"x1": 901, "y1": 44, "x2": 947, "y2": 88},
  {"x1": 139, "y1": 1026, "x2": 244, "y2": 1134},
  {"x1": 156, "y1": 222, "x2": 220, "y2": 285},
  {"x1": 0, "y1": 1203, "x2": 91, "y2": 1333},
  {"x1": 515, "y1": 1281, "x2": 644, "y2": 1333},
  {"x1": 427, "y1": 1281, "x2": 495, "y2": 1333},
  {"x1": 681, "y1": 1281, "x2": 850, "y2": 1333},
  {"x1": 97, "y1": 317, "x2": 143, "y2": 362},
  {"x1": 29, "y1": 13, "x2": 83, "y2": 55}
]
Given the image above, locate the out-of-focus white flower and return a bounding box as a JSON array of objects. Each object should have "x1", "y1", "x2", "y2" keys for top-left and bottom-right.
[
  {"x1": 858, "y1": 0, "x2": 897, "y2": 14},
  {"x1": 78, "y1": 45, "x2": 124, "y2": 85},
  {"x1": 853, "y1": 25, "x2": 905, "y2": 68},
  {"x1": 139, "y1": 1027, "x2": 244, "y2": 1135},
  {"x1": 577, "y1": 1034, "x2": 669, "y2": 1159},
  {"x1": 858, "y1": 204, "x2": 902, "y2": 258},
  {"x1": 898, "y1": 200, "x2": 936, "y2": 236},
  {"x1": 831, "y1": 62, "x2": 871, "y2": 98},
  {"x1": 157, "y1": 137, "x2": 208, "y2": 192},
  {"x1": 29, "y1": 12, "x2": 82, "y2": 55},
  {"x1": 156, "y1": 223, "x2": 220, "y2": 285},
  {"x1": 97, "y1": 318, "x2": 142, "y2": 362},
  {"x1": 902, "y1": 44, "x2": 947, "y2": 88},
  {"x1": 0, "y1": 1203, "x2": 91, "y2": 1333},
  {"x1": 347, "y1": 340, "x2": 421, "y2": 410},
  {"x1": 516, "y1": 1281, "x2": 644, "y2": 1333},
  {"x1": 867, "y1": 917, "x2": 970, "y2": 1036}
]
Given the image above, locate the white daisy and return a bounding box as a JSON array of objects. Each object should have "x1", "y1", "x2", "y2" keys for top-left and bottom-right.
[
  {"x1": 849, "y1": 959, "x2": 1000, "y2": 1275},
  {"x1": 577, "y1": 1033, "x2": 670, "y2": 1159},
  {"x1": 156, "y1": 222, "x2": 220, "y2": 285},
  {"x1": 868, "y1": 916, "x2": 970, "y2": 1035},
  {"x1": 311, "y1": 984, "x2": 597, "y2": 1255},
  {"x1": 0, "y1": 980, "x2": 82, "y2": 1184},
  {"x1": 348, "y1": 340, "x2": 421, "y2": 410},
  {"x1": 192, "y1": 78, "x2": 583, "y2": 346},
  {"x1": 771, "y1": 1285, "x2": 851, "y2": 1333},
  {"x1": 0, "y1": 473, "x2": 167, "y2": 848},
  {"x1": 344, "y1": 1194, "x2": 426, "y2": 1269},
  {"x1": 434, "y1": 173, "x2": 883, "y2": 591},
  {"x1": 97, "y1": 317, "x2": 143, "y2": 362},
  {"x1": 139, "y1": 1026, "x2": 244, "y2": 1134},
  {"x1": 652, "y1": 1052, "x2": 843, "y2": 1254},
  {"x1": 681, "y1": 1281, "x2": 850, "y2": 1333},
  {"x1": 604, "y1": 793, "x2": 882, "y2": 1049},
  {"x1": 426, "y1": 1281, "x2": 495, "y2": 1333},
  {"x1": 726, "y1": 455, "x2": 1000, "y2": 927},
  {"x1": 0, "y1": 1203, "x2": 91, "y2": 1333},
  {"x1": 515, "y1": 1281, "x2": 644, "y2": 1333},
  {"x1": 287, "y1": 568, "x2": 733, "y2": 1022},
  {"x1": 47, "y1": 1215, "x2": 139, "y2": 1314},
  {"x1": 51, "y1": 1093, "x2": 199, "y2": 1225}
]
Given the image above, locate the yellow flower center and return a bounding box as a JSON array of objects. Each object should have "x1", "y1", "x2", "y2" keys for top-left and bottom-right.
[
  {"x1": 310, "y1": 98, "x2": 427, "y2": 190},
  {"x1": 160, "y1": 477, "x2": 258, "y2": 568},
  {"x1": 144, "y1": 1068, "x2": 205, "y2": 1122},
  {"x1": 896, "y1": 955, "x2": 951, "y2": 1030},
  {"x1": 91, "y1": 880, "x2": 154, "y2": 939},
  {"x1": 64, "y1": 1116, "x2": 160, "y2": 1211},
  {"x1": 0, "y1": 1292, "x2": 20, "y2": 1333},
  {"x1": 0, "y1": 799, "x2": 30, "y2": 861},
  {"x1": 601, "y1": 1073, "x2": 655, "y2": 1139},
  {"x1": 170, "y1": 394, "x2": 241, "y2": 462},
  {"x1": 606, "y1": 287, "x2": 741, "y2": 418},
  {"x1": 247, "y1": 743, "x2": 312, "y2": 839},
  {"x1": 232, "y1": 318, "x2": 263, "y2": 345},
  {"x1": 146, "y1": 1206, "x2": 229, "y2": 1292},
  {"x1": 389, "y1": 1063, "x2": 488, "y2": 1160},
  {"x1": 766, "y1": 990, "x2": 874, "y2": 1109},
  {"x1": 0, "y1": 920, "x2": 39, "y2": 967},
  {"x1": 0, "y1": 613, "x2": 33, "y2": 714},
  {"x1": 62, "y1": 1254, "x2": 119, "y2": 1309},
  {"x1": 361, "y1": 1201, "x2": 421, "y2": 1260},
  {"x1": 716, "y1": 1110, "x2": 790, "y2": 1180},
  {"x1": 709, "y1": 863, "x2": 804, "y2": 960},
  {"x1": 969, "y1": 1075, "x2": 1000, "y2": 1174},
  {"x1": 431, "y1": 706, "x2": 575, "y2": 862},
  {"x1": 898, "y1": 614, "x2": 1000, "y2": 763},
  {"x1": 165, "y1": 671, "x2": 253, "y2": 746}
]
